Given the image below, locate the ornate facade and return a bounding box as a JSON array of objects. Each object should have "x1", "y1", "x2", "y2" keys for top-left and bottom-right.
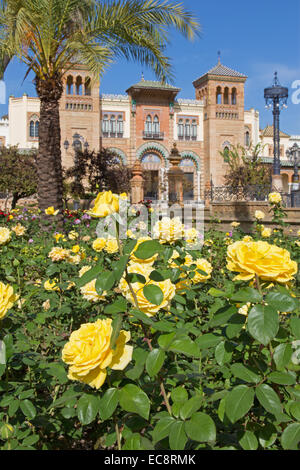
[{"x1": 8, "y1": 60, "x2": 299, "y2": 199}]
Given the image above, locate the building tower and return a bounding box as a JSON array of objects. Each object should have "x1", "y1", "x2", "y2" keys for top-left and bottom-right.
[
  {"x1": 193, "y1": 58, "x2": 247, "y2": 188},
  {"x1": 60, "y1": 64, "x2": 100, "y2": 168}
]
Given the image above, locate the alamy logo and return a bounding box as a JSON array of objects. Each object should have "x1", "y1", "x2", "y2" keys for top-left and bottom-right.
[
  {"x1": 0, "y1": 80, "x2": 6, "y2": 104},
  {"x1": 291, "y1": 80, "x2": 300, "y2": 104}
]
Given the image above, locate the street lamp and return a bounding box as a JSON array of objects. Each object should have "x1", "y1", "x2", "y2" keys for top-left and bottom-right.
[
  {"x1": 286, "y1": 143, "x2": 300, "y2": 192},
  {"x1": 264, "y1": 72, "x2": 288, "y2": 185}
]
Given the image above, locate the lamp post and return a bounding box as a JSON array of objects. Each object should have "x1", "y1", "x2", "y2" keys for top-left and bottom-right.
[
  {"x1": 286, "y1": 144, "x2": 300, "y2": 207},
  {"x1": 264, "y1": 72, "x2": 288, "y2": 190},
  {"x1": 64, "y1": 134, "x2": 89, "y2": 210}
]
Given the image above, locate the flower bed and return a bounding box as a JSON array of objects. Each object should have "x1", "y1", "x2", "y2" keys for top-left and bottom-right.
[{"x1": 0, "y1": 193, "x2": 299, "y2": 450}]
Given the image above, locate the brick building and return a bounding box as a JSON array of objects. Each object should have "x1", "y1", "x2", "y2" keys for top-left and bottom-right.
[{"x1": 8, "y1": 60, "x2": 299, "y2": 200}]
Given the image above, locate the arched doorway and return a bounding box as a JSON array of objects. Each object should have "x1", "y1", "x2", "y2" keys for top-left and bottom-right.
[
  {"x1": 141, "y1": 153, "x2": 162, "y2": 200},
  {"x1": 179, "y1": 158, "x2": 195, "y2": 200}
]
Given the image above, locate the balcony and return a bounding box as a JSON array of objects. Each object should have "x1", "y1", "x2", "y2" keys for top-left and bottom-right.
[
  {"x1": 102, "y1": 132, "x2": 124, "y2": 139},
  {"x1": 143, "y1": 131, "x2": 164, "y2": 140}
]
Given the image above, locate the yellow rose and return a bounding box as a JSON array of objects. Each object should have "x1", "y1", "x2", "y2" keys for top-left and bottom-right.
[
  {"x1": 0, "y1": 227, "x2": 11, "y2": 245},
  {"x1": 126, "y1": 229, "x2": 136, "y2": 239},
  {"x1": 268, "y1": 192, "x2": 282, "y2": 204},
  {"x1": 44, "y1": 279, "x2": 60, "y2": 291},
  {"x1": 185, "y1": 256, "x2": 213, "y2": 284},
  {"x1": 261, "y1": 228, "x2": 272, "y2": 238},
  {"x1": 119, "y1": 193, "x2": 128, "y2": 201},
  {"x1": 53, "y1": 233, "x2": 66, "y2": 243},
  {"x1": 0, "y1": 282, "x2": 18, "y2": 320},
  {"x1": 68, "y1": 231, "x2": 79, "y2": 240},
  {"x1": 254, "y1": 210, "x2": 265, "y2": 221},
  {"x1": 48, "y1": 247, "x2": 70, "y2": 262},
  {"x1": 242, "y1": 236, "x2": 253, "y2": 242},
  {"x1": 129, "y1": 237, "x2": 158, "y2": 265},
  {"x1": 42, "y1": 299, "x2": 51, "y2": 311},
  {"x1": 45, "y1": 207, "x2": 59, "y2": 216},
  {"x1": 185, "y1": 227, "x2": 200, "y2": 243},
  {"x1": 82, "y1": 235, "x2": 91, "y2": 242},
  {"x1": 62, "y1": 318, "x2": 133, "y2": 389},
  {"x1": 92, "y1": 238, "x2": 106, "y2": 252},
  {"x1": 119, "y1": 263, "x2": 175, "y2": 317},
  {"x1": 231, "y1": 222, "x2": 240, "y2": 228},
  {"x1": 80, "y1": 280, "x2": 106, "y2": 302},
  {"x1": 67, "y1": 254, "x2": 81, "y2": 265},
  {"x1": 297, "y1": 230, "x2": 300, "y2": 237},
  {"x1": 72, "y1": 245, "x2": 80, "y2": 254},
  {"x1": 104, "y1": 239, "x2": 119, "y2": 254},
  {"x1": 153, "y1": 217, "x2": 185, "y2": 244},
  {"x1": 88, "y1": 191, "x2": 120, "y2": 218},
  {"x1": 12, "y1": 223, "x2": 26, "y2": 237},
  {"x1": 227, "y1": 240, "x2": 298, "y2": 283}
]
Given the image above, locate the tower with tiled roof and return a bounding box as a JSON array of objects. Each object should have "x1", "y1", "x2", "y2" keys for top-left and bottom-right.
[{"x1": 193, "y1": 56, "x2": 247, "y2": 187}]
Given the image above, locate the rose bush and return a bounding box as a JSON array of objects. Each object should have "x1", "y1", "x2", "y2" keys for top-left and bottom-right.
[{"x1": 0, "y1": 196, "x2": 299, "y2": 451}]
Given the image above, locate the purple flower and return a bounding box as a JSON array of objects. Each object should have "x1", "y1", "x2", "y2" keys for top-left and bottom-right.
[
  {"x1": 229, "y1": 231, "x2": 233, "y2": 237},
  {"x1": 28, "y1": 239, "x2": 34, "y2": 244},
  {"x1": 86, "y1": 224, "x2": 90, "y2": 228},
  {"x1": 74, "y1": 219, "x2": 81, "y2": 225},
  {"x1": 82, "y1": 213, "x2": 91, "y2": 220},
  {"x1": 31, "y1": 215, "x2": 37, "y2": 220}
]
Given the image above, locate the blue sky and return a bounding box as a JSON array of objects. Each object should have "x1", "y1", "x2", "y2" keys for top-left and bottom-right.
[{"x1": 1, "y1": 0, "x2": 300, "y2": 134}]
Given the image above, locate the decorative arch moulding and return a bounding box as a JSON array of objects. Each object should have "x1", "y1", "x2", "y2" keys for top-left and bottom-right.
[
  {"x1": 180, "y1": 151, "x2": 202, "y2": 171},
  {"x1": 107, "y1": 147, "x2": 127, "y2": 165},
  {"x1": 136, "y1": 142, "x2": 169, "y2": 164}
]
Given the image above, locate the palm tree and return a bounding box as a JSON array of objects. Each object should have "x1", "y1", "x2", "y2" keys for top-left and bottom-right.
[{"x1": 0, "y1": 0, "x2": 200, "y2": 215}]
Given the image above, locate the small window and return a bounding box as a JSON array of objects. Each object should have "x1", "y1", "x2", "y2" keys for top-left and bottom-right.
[
  {"x1": 110, "y1": 115, "x2": 116, "y2": 135},
  {"x1": 29, "y1": 121, "x2": 35, "y2": 138},
  {"x1": 145, "y1": 115, "x2": 152, "y2": 134},
  {"x1": 85, "y1": 77, "x2": 91, "y2": 96},
  {"x1": 245, "y1": 130, "x2": 250, "y2": 147},
  {"x1": 185, "y1": 119, "x2": 190, "y2": 139},
  {"x1": 224, "y1": 87, "x2": 229, "y2": 105},
  {"x1": 75, "y1": 76, "x2": 83, "y2": 95},
  {"x1": 178, "y1": 119, "x2": 184, "y2": 139},
  {"x1": 191, "y1": 120, "x2": 197, "y2": 140},
  {"x1": 117, "y1": 115, "x2": 123, "y2": 136},
  {"x1": 216, "y1": 86, "x2": 222, "y2": 105},
  {"x1": 153, "y1": 115, "x2": 160, "y2": 135},
  {"x1": 102, "y1": 115, "x2": 109, "y2": 134},
  {"x1": 232, "y1": 88, "x2": 237, "y2": 105},
  {"x1": 67, "y1": 76, "x2": 73, "y2": 95}
]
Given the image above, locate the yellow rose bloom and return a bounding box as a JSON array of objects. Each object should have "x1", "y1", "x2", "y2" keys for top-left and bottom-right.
[
  {"x1": 42, "y1": 299, "x2": 51, "y2": 311},
  {"x1": 231, "y1": 222, "x2": 240, "y2": 228},
  {"x1": 238, "y1": 302, "x2": 251, "y2": 316},
  {"x1": 185, "y1": 255, "x2": 213, "y2": 284},
  {"x1": 62, "y1": 318, "x2": 133, "y2": 389},
  {"x1": 71, "y1": 245, "x2": 80, "y2": 254},
  {"x1": 92, "y1": 238, "x2": 106, "y2": 252},
  {"x1": 254, "y1": 210, "x2": 265, "y2": 221},
  {"x1": 269, "y1": 192, "x2": 282, "y2": 204},
  {"x1": 119, "y1": 193, "x2": 128, "y2": 201},
  {"x1": 0, "y1": 227, "x2": 11, "y2": 245},
  {"x1": 153, "y1": 217, "x2": 185, "y2": 244},
  {"x1": 68, "y1": 231, "x2": 79, "y2": 240},
  {"x1": 44, "y1": 279, "x2": 60, "y2": 291},
  {"x1": 82, "y1": 235, "x2": 91, "y2": 242},
  {"x1": 12, "y1": 223, "x2": 26, "y2": 237},
  {"x1": 88, "y1": 191, "x2": 120, "y2": 218},
  {"x1": 45, "y1": 206, "x2": 59, "y2": 216},
  {"x1": 227, "y1": 240, "x2": 298, "y2": 283},
  {"x1": 243, "y1": 236, "x2": 253, "y2": 242},
  {"x1": 80, "y1": 280, "x2": 106, "y2": 302},
  {"x1": 53, "y1": 233, "x2": 66, "y2": 243},
  {"x1": 48, "y1": 247, "x2": 70, "y2": 262},
  {"x1": 129, "y1": 237, "x2": 158, "y2": 265},
  {"x1": 185, "y1": 227, "x2": 200, "y2": 243},
  {"x1": 79, "y1": 266, "x2": 91, "y2": 278},
  {"x1": 0, "y1": 282, "x2": 18, "y2": 320},
  {"x1": 104, "y1": 239, "x2": 119, "y2": 254},
  {"x1": 119, "y1": 263, "x2": 175, "y2": 317},
  {"x1": 67, "y1": 254, "x2": 81, "y2": 265},
  {"x1": 261, "y1": 228, "x2": 272, "y2": 238},
  {"x1": 126, "y1": 230, "x2": 136, "y2": 239},
  {"x1": 297, "y1": 230, "x2": 300, "y2": 237}
]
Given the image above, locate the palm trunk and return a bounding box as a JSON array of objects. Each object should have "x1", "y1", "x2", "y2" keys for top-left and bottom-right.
[{"x1": 35, "y1": 75, "x2": 64, "y2": 217}]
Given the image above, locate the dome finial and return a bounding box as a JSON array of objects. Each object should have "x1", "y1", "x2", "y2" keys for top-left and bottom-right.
[{"x1": 217, "y1": 50, "x2": 221, "y2": 64}]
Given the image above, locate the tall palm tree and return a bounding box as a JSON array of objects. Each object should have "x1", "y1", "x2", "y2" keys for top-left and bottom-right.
[{"x1": 0, "y1": 0, "x2": 200, "y2": 214}]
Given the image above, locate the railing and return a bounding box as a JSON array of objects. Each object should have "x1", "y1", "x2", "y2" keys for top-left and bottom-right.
[
  {"x1": 102, "y1": 132, "x2": 124, "y2": 138},
  {"x1": 205, "y1": 185, "x2": 272, "y2": 202},
  {"x1": 143, "y1": 131, "x2": 164, "y2": 140},
  {"x1": 281, "y1": 190, "x2": 300, "y2": 208}
]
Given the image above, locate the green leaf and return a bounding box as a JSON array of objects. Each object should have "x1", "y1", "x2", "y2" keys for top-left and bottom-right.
[
  {"x1": 143, "y1": 285, "x2": 163, "y2": 306},
  {"x1": 127, "y1": 273, "x2": 147, "y2": 284},
  {"x1": 20, "y1": 400, "x2": 37, "y2": 420},
  {"x1": 258, "y1": 423, "x2": 277, "y2": 448},
  {"x1": 22, "y1": 434, "x2": 39, "y2": 447},
  {"x1": 289, "y1": 402, "x2": 300, "y2": 421},
  {"x1": 226, "y1": 314, "x2": 246, "y2": 339},
  {"x1": 153, "y1": 417, "x2": 176, "y2": 443},
  {"x1": 185, "y1": 412, "x2": 216, "y2": 443},
  {"x1": 291, "y1": 317, "x2": 300, "y2": 339},
  {"x1": 112, "y1": 255, "x2": 129, "y2": 282},
  {"x1": 196, "y1": 333, "x2": 222, "y2": 349},
  {"x1": 169, "y1": 421, "x2": 187, "y2": 450},
  {"x1": 171, "y1": 387, "x2": 188, "y2": 404},
  {"x1": 77, "y1": 394, "x2": 100, "y2": 426},
  {"x1": 99, "y1": 388, "x2": 119, "y2": 421},
  {"x1": 96, "y1": 271, "x2": 115, "y2": 293},
  {"x1": 180, "y1": 395, "x2": 203, "y2": 420},
  {"x1": 169, "y1": 336, "x2": 200, "y2": 358},
  {"x1": 8, "y1": 399, "x2": 20, "y2": 417},
  {"x1": 208, "y1": 288, "x2": 227, "y2": 298},
  {"x1": 158, "y1": 332, "x2": 176, "y2": 350},
  {"x1": 273, "y1": 343, "x2": 293, "y2": 370},
  {"x1": 215, "y1": 341, "x2": 234, "y2": 365},
  {"x1": 125, "y1": 348, "x2": 147, "y2": 381},
  {"x1": 268, "y1": 371, "x2": 296, "y2": 385},
  {"x1": 110, "y1": 315, "x2": 123, "y2": 350},
  {"x1": 230, "y1": 363, "x2": 261, "y2": 384},
  {"x1": 231, "y1": 287, "x2": 263, "y2": 304},
  {"x1": 149, "y1": 270, "x2": 165, "y2": 282},
  {"x1": 133, "y1": 240, "x2": 161, "y2": 260},
  {"x1": 77, "y1": 264, "x2": 103, "y2": 288},
  {"x1": 0, "y1": 340, "x2": 6, "y2": 365},
  {"x1": 173, "y1": 294, "x2": 187, "y2": 305},
  {"x1": 129, "y1": 309, "x2": 155, "y2": 327},
  {"x1": 238, "y1": 430, "x2": 258, "y2": 450},
  {"x1": 104, "y1": 297, "x2": 127, "y2": 314},
  {"x1": 122, "y1": 433, "x2": 154, "y2": 450},
  {"x1": 209, "y1": 306, "x2": 237, "y2": 327},
  {"x1": 248, "y1": 305, "x2": 279, "y2": 345},
  {"x1": 265, "y1": 291, "x2": 299, "y2": 313},
  {"x1": 255, "y1": 384, "x2": 282, "y2": 416},
  {"x1": 119, "y1": 384, "x2": 150, "y2": 420},
  {"x1": 281, "y1": 423, "x2": 300, "y2": 450},
  {"x1": 225, "y1": 385, "x2": 255, "y2": 423},
  {"x1": 146, "y1": 349, "x2": 165, "y2": 377}
]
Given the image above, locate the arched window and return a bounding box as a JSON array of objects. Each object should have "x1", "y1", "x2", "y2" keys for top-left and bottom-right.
[
  {"x1": 153, "y1": 115, "x2": 160, "y2": 135},
  {"x1": 110, "y1": 115, "x2": 116, "y2": 135},
  {"x1": 29, "y1": 115, "x2": 39, "y2": 139},
  {"x1": 84, "y1": 77, "x2": 91, "y2": 96},
  {"x1": 35, "y1": 121, "x2": 39, "y2": 138},
  {"x1": 216, "y1": 86, "x2": 222, "y2": 105},
  {"x1": 102, "y1": 115, "x2": 109, "y2": 135},
  {"x1": 29, "y1": 120, "x2": 35, "y2": 138},
  {"x1": 191, "y1": 120, "x2": 197, "y2": 140},
  {"x1": 117, "y1": 115, "x2": 123, "y2": 136},
  {"x1": 231, "y1": 88, "x2": 237, "y2": 105},
  {"x1": 178, "y1": 119, "x2": 184, "y2": 139},
  {"x1": 223, "y1": 146, "x2": 230, "y2": 161},
  {"x1": 224, "y1": 87, "x2": 229, "y2": 105},
  {"x1": 75, "y1": 76, "x2": 83, "y2": 95},
  {"x1": 66, "y1": 75, "x2": 73, "y2": 95},
  {"x1": 245, "y1": 130, "x2": 250, "y2": 147},
  {"x1": 185, "y1": 119, "x2": 190, "y2": 139},
  {"x1": 145, "y1": 115, "x2": 152, "y2": 135}
]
